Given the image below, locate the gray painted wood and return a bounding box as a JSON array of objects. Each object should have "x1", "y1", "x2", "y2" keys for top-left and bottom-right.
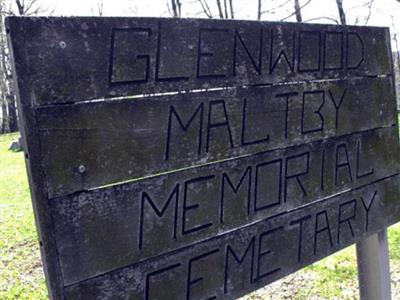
[
  {"x1": 37, "y1": 76, "x2": 397, "y2": 198},
  {"x1": 7, "y1": 16, "x2": 400, "y2": 300},
  {"x1": 63, "y1": 174, "x2": 400, "y2": 299},
  {"x1": 5, "y1": 18, "x2": 66, "y2": 299},
  {"x1": 6, "y1": 17, "x2": 393, "y2": 105},
  {"x1": 51, "y1": 126, "x2": 399, "y2": 285}
]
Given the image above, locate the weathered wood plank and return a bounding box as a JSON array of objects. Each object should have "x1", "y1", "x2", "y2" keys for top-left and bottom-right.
[
  {"x1": 7, "y1": 15, "x2": 400, "y2": 300},
  {"x1": 37, "y1": 76, "x2": 397, "y2": 197},
  {"x1": 5, "y1": 18, "x2": 66, "y2": 299},
  {"x1": 6, "y1": 17, "x2": 392, "y2": 105},
  {"x1": 50, "y1": 127, "x2": 400, "y2": 285},
  {"x1": 63, "y1": 174, "x2": 400, "y2": 299}
]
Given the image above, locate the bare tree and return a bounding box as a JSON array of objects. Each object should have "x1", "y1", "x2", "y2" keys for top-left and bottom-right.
[
  {"x1": 0, "y1": 0, "x2": 51, "y2": 133},
  {"x1": 363, "y1": 0, "x2": 375, "y2": 24},
  {"x1": 280, "y1": 0, "x2": 312, "y2": 22},
  {"x1": 392, "y1": 0, "x2": 400, "y2": 94},
  {"x1": 97, "y1": 0, "x2": 104, "y2": 16},
  {"x1": 336, "y1": 0, "x2": 346, "y2": 25},
  {"x1": 0, "y1": 0, "x2": 10, "y2": 133},
  {"x1": 303, "y1": 16, "x2": 339, "y2": 23},
  {"x1": 171, "y1": 0, "x2": 178, "y2": 17},
  {"x1": 228, "y1": 0, "x2": 234, "y2": 18},
  {"x1": 123, "y1": 0, "x2": 138, "y2": 16},
  {"x1": 260, "y1": 0, "x2": 296, "y2": 21},
  {"x1": 216, "y1": 0, "x2": 224, "y2": 18},
  {"x1": 223, "y1": 0, "x2": 228, "y2": 18},
  {"x1": 177, "y1": 0, "x2": 182, "y2": 17},
  {"x1": 391, "y1": 16, "x2": 400, "y2": 73},
  {"x1": 343, "y1": 0, "x2": 375, "y2": 25},
  {"x1": 91, "y1": 0, "x2": 104, "y2": 16},
  {"x1": 257, "y1": 0, "x2": 262, "y2": 20},
  {"x1": 305, "y1": 0, "x2": 375, "y2": 25},
  {"x1": 170, "y1": 0, "x2": 182, "y2": 17},
  {"x1": 11, "y1": 0, "x2": 49, "y2": 16},
  {"x1": 294, "y1": 0, "x2": 302, "y2": 22},
  {"x1": 197, "y1": 0, "x2": 213, "y2": 18},
  {"x1": 195, "y1": 0, "x2": 234, "y2": 19}
]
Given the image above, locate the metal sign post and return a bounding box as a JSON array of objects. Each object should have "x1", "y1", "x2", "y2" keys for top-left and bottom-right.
[{"x1": 357, "y1": 229, "x2": 392, "y2": 300}]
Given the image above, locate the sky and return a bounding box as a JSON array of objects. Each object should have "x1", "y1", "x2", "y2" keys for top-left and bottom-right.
[{"x1": 8, "y1": 0, "x2": 400, "y2": 47}]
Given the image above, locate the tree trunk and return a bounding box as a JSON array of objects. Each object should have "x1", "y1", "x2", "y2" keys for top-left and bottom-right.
[
  {"x1": 0, "y1": 97, "x2": 8, "y2": 133},
  {"x1": 177, "y1": 0, "x2": 182, "y2": 17},
  {"x1": 0, "y1": 3, "x2": 11, "y2": 133},
  {"x1": 216, "y1": 0, "x2": 224, "y2": 18},
  {"x1": 7, "y1": 94, "x2": 18, "y2": 132},
  {"x1": 15, "y1": 0, "x2": 24, "y2": 15},
  {"x1": 257, "y1": 0, "x2": 262, "y2": 20},
  {"x1": 391, "y1": 21, "x2": 400, "y2": 74},
  {"x1": 229, "y1": 0, "x2": 234, "y2": 19},
  {"x1": 223, "y1": 0, "x2": 229, "y2": 18},
  {"x1": 336, "y1": 0, "x2": 346, "y2": 25},
  {"x1": 294, "y1": 0, "x2": 302, "y2": 22},
  {"x1": 198, "y1": 0, "x2": 213, "y2": 18},
  {"x1": 171, "y1": 0, "x2": 178, "y2": 17}
]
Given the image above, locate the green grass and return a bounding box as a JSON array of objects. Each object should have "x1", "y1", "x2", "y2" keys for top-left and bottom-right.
[
  {"x1": 301, "y1": 247, "x2": 359, "y2": 299},
  {"x1": 1, "y1": 129, "x2": 400, "y2": 299},
  {"x1": 0, "y1": 133, "x2": 47, "y2": 299}
]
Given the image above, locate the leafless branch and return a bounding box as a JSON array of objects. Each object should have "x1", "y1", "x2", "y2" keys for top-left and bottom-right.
[
  {"x1": 345, "y1": 1, "x2": 369, "y2": 13},
  {"x1": 229, "y1": 0, "x2": 234, "y2": 19},
  {"x1": 216, "y1": 0, "x2": 224, "y2": 18},
  {"x1": 197, "y1": 0, "x2": 213, "y2": 18},
  {"x1": 12, "y1": 0, "x2": 52, "y2": 16},
  {"x1": 391, "y1": 15, "x2": 400, "y2": 73},
  {"x1": 263, "y1": 0, "x2": 291, "y2": 15},
  {"x1": 177, "y1": 0, "x2": 182, "y2": 17},
  {"x1": 280, "y1": 0, "x2": 312, "y2": 22},
  {"x1": 304, "y1": 16, "x2": 340, "y2": 24},
  {"x1": 223, "y1": 0, "x2": 228, "y2": 18},
  {"x1": 336, "y1": 0, "x2": 346, "y2": 25},
  {"x1": 15, "y1": 0, "x2": 24, "y2": 15},
  {"x1": 24, "y1": 0, "x2": 37, "y2": 14},
  {"x1": 171, "y1": 0, "x2": 178, "y2": 17},
  {"x1": 363, "y1": 0, "x2": 375, "y2": 24},
  {"x1": 166, "y1": 0, "x2": 173, "y2": 16},
  {"x1": 294, "y1": 0, "x2": 302, "y2": 22},
  {"x1": 97, "y1": 0, "x2": 104, "y2": 16}
]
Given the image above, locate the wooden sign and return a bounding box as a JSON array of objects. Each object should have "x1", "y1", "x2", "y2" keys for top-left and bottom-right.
[{"x1": 7, "y1": 17, "x2": 400, "y2": 300}]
